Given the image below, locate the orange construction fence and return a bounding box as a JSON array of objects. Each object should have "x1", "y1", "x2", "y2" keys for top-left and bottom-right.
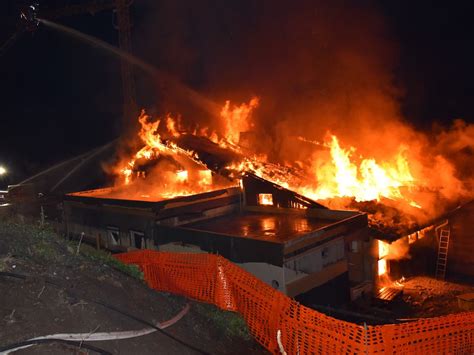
[{"x1": 115, "y1": 250, "x2": 474, "y2": 354}]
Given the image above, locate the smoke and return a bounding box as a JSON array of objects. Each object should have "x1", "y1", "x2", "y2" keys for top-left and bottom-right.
[{"x1": 130, "y1": 0, "x2": 474, "y2": 221}]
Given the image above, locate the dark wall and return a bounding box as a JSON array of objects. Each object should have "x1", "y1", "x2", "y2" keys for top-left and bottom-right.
[
  {"x1": 155, "y1": 224, "x2": 284, "y2": 266},
  {"x1": 448, "y1": 201, "x2": 474, "y2": 277},
  {"x1": 390, "y1": 231, "x2": 438, "y2": 278},
  {"x1": 296, "y1": 272, "x2": 350, "y2": 307}
]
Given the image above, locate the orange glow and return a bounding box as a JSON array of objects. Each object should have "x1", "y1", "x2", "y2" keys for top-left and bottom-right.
[
  {"x1": 109, "y1": 96, "x2": 471, "y2": 220},
  {"x1": 112, "y1": 110, "x2": 234, "y2": 200},
  {"x1": 176, "y1": 170, "x2": 188, "y2": 183},
  {"x1": 261, "y1": 218, "x2": 276, "y2": 236},
  {"x1": 220, "y1": 97, "x2": 259, "y2": 145},
  {"x1": 378, "y1": 259, "x2": 387, "y2": 276},
  {"x1": 166, "y1": 115, "x2": 181, "y2": 137},
  {"x1": 378, "y1": 240, "x2": 389, "y2": 259},
  {"x1": 258, "y1": 193, "x2": 274, "y2": 206},
  {"x1": 198, "y1": 170, "x2": 212, "y2": 186},
  {"x1": 299, "y1": 135, "x2": 420, "y2": 206}
]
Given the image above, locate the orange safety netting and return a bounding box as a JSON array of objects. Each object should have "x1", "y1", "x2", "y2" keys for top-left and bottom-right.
[{"x1": 115, "y1": 250, "x2": 474, "y2": 354}]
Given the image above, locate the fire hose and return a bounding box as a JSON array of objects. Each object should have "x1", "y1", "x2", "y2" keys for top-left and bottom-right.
[
  {"x1": 0, "y1": 304, "x2": 190, "y2": 354},
  {"x1": 0, "y1": 271, "x2": 208, "y2": 355}
]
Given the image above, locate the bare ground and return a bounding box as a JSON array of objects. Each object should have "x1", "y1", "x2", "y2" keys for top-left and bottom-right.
[
  {"x1": 0, "y1": 218, "x2": 267, "y2": 354},
  {"x1": 400, "y1": 276, "x2": 474, "y2": 318}
]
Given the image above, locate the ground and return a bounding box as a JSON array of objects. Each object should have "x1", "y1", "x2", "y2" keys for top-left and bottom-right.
[
  {"x1": 400, "y1": 276, "x2": 474, "y2": 318},
  {"x1": 0, "y1": 216, "x2": 266, "y2": 354},
  {"x1": 303, "y1": 274, "x2": 474, "y2": 325}
]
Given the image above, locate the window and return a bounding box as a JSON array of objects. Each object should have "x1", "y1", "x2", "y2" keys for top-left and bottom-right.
[
  {"x1": 351, "y1": 240, "x2": 359, "y2": 253},
  {"x1": 107, "y1": 226, "x2": 120, "y2": 246},
  {"x1": 130, "y1": 230, "x2": 145, "y2": 249},
  {"x1": 258, "y1": 193, "x2": 273, "y2": 206}
]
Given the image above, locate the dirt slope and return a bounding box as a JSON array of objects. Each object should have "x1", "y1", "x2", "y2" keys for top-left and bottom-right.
[{"x1": 0, "y1": 218, "x2": 266, "y2": 354}]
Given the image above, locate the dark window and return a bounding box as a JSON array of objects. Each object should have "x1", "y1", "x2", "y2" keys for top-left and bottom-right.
[
  {"x1": 130, "y1": 230, "x2": 145, "y2": 249},
  {"x1": 107, "y1": 226, "x2": 120, "y2": 246}
]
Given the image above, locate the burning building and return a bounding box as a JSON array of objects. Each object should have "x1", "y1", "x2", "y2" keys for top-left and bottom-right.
[
  {"x1": 64, "y1": 171, "x2": 373, "y2": 299},
  {"x1": 374, "y1": 199, "x2": 474, "y2": 282},
  {"x1": 10, "y1": 96, "x2": 474, "y2": 305}
]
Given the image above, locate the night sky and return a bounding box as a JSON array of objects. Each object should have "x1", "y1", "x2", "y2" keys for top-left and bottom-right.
[{"x1": 1, "y1": 0, "x2": 474, "y2": 186}]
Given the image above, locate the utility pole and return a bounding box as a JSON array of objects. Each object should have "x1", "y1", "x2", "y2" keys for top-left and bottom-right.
[
  {"x1": 41, "y1": 0, "x2": 137, "y2": 129},
  {"x1": 114, "y1": 0, "x2": 138, "y2": 129}
]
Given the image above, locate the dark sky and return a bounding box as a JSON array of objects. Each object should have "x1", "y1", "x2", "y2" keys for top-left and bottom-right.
[{"x1": 1, "y1": 0, "x2": 474, "y2": 184}]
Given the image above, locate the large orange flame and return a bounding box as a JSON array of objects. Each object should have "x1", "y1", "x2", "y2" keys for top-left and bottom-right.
[
  {"x1": 220, "y1": 97, "x2": 259, "y2": 145},
  {"x1": 113, "y1": 110, "x2": 231, "y2": 200},
  {"x1": 111, "y1": 97, "x2": 471, "y2": 217},
  {"x1": 299, "y1": 135, "x2": 420, "y2": 207}
]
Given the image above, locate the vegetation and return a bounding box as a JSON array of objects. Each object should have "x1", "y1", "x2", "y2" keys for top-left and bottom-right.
[
  {"x1": 0, "y1": 214, "x2": 251, "y2": 342},
  {"x1": 0, "y1": 215, "x2": 143, "y2": 279},
  {"x1": 194, "y1": 303, "x2": 252, "y2": 341},
  {"x1": 79, "y1": 243, "x2": 143, "y2": 280}
]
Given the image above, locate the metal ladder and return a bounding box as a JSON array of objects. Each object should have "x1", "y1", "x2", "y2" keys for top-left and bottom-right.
[{"x1": 435, "y1": 228, "x2": 451, "y2": 280}]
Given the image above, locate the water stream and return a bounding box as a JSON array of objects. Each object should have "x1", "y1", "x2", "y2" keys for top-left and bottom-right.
[{"x1": 38, "y1": 18, "x2": 220, "y2": 117}]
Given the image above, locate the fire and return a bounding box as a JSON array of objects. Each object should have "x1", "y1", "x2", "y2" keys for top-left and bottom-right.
[
  {"x1": 378, "y1": 259, "x2": 387, "y2": 276},
  {"x1": 113, "y1": 110, "x2": 233, "y2": 200},
  {"x1": 378, "y1": 240, "x2": 389, "y2": 276},
  {"x1": 258, "y1": 193, "x2": 274, "y2": 206},
  {"x1": 111, "y1": 97, "x2": 438, "y2": 213},
  {"x1": 378, "y1": 240, "x2": 389, "y2": 259},
  {"x1": 166, "y1": 115, "x2": 181, "y2": 138},
  {"x1": 220, "y1": 97, "x2": 259, "y2": 145},
  {"x1": 299, "y1": 135, "x2": 419, "y2": 206},
  {"x1": 176, "y1": 170, "x2": 188, "y2": 182}
]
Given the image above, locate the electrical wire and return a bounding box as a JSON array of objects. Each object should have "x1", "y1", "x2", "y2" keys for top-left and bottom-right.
[{"x1": 0, "y1": 271, "x2": 210, "y2": 355}]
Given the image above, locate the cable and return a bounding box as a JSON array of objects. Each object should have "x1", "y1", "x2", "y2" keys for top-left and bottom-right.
[
  {"x1": 0, "y1": 338, "x2": 111, "y2": 354},
  {"x1": 0, "y1": 271, "x2": 210, "y2": 354},
  {"x1": 0, "y1": 271, "x2": 26, "y2": 280}
]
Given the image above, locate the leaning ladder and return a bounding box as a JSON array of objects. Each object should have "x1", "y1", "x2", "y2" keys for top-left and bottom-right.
[{"x1": 435, "y1": 228, "x2": 451, "y2": 280}]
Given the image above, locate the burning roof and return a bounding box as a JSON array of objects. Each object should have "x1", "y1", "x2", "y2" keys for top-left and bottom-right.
[{"x1": 100, "y1": 97, "x2": 473, "y2": 237}]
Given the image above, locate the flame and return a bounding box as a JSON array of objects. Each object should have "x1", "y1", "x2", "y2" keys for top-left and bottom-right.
[
  {"x1": 198, "y1": 170, "x2": 213, "y2": 186},
  {"x1": 378, "y1": 240, "x2": 389, "y2": 259},
  {"x1": 166, "y1": 115, "x2": 181, "y2": 138},
  {"x1": 377, "y1": 239, "x2": 410, "y2": 277},
  {"x1": 299, "y1": 135, "x2": 419, "y2": 206},
  {"x1": 176, "y1": 170, "x2": 188, "y2": 183},
  {"x1": 111, "y1": 98, "x2": 438, "y2": 213},
  {"x1": 220, "y1": 97, "x2": 259, "y2": 145},
  {"x1": 113, "y1": 110, "x2": 232, "y2": 200},
  {"x1": 378, "y1": 259, "x2": 387, "y2": 276},
  {"x1": 258, "y1": 193, "x2": 274, "y2": 206}
]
